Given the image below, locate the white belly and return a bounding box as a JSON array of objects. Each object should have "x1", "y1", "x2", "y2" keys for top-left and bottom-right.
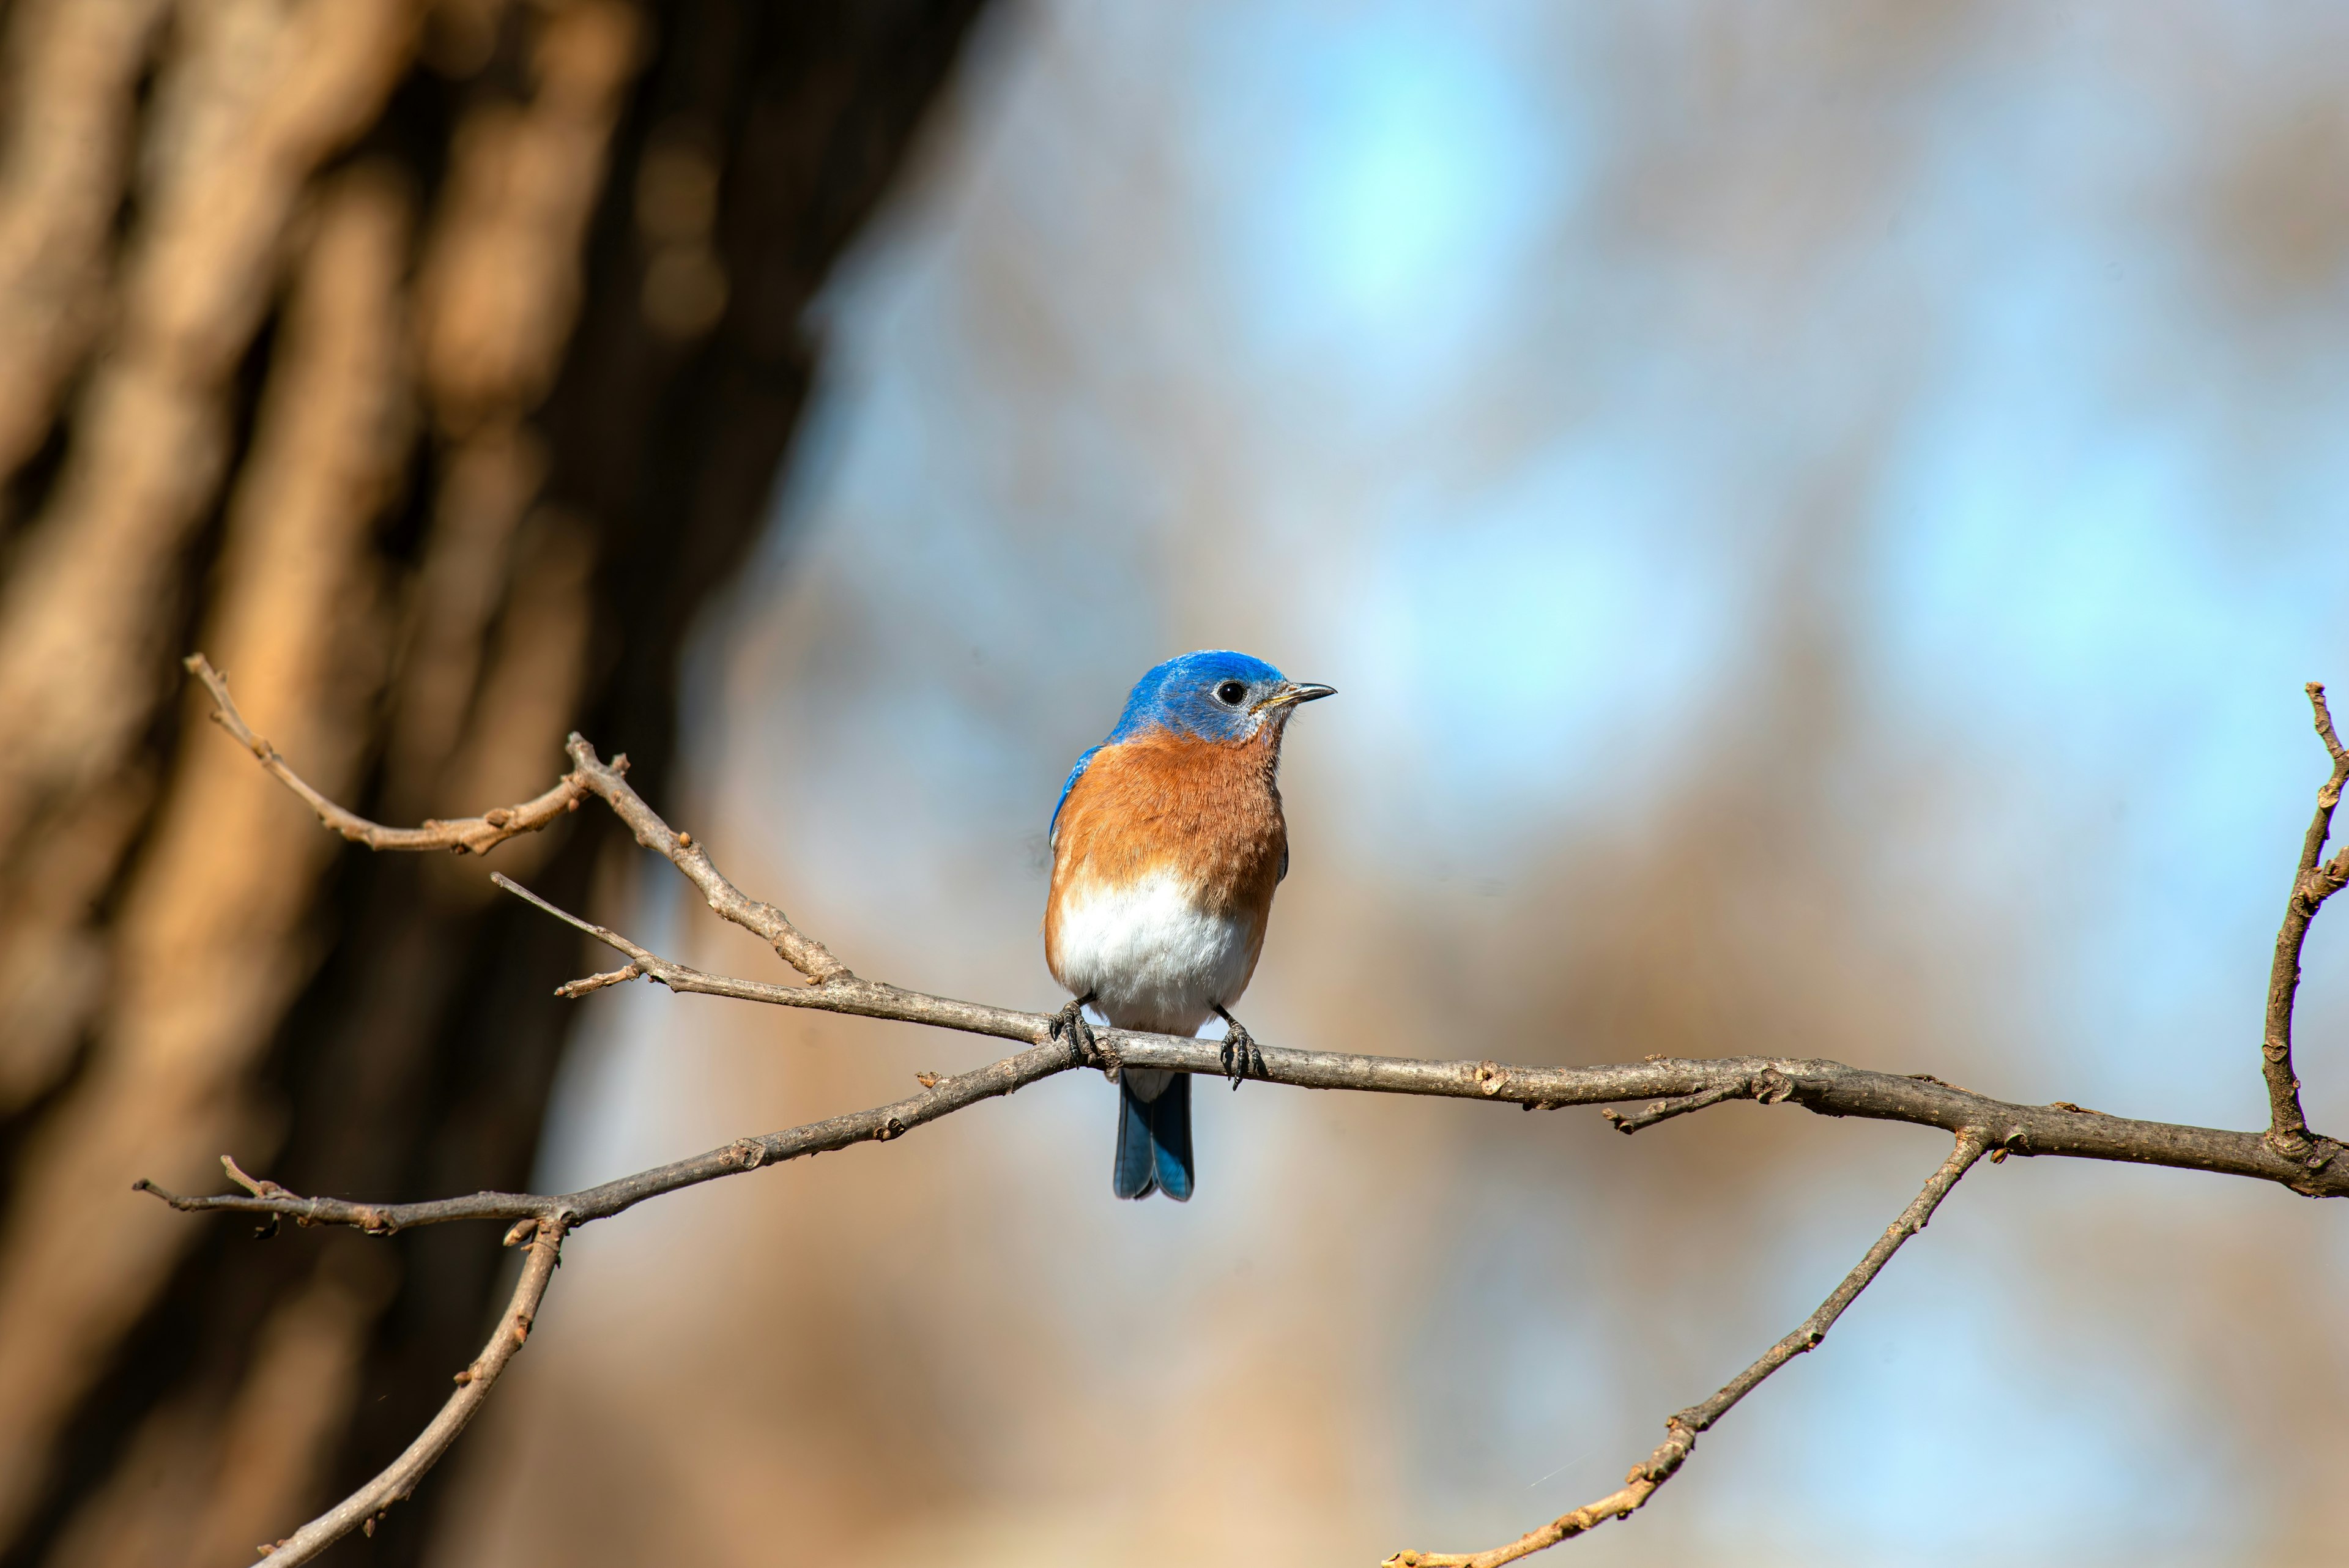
[{"x1": 1052, "y1": 869, "x2": 1255, "y2": 1035}]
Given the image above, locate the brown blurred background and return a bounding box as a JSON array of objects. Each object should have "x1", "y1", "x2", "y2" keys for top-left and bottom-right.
[
  {"x1": 0, "y1": 1, "x2": 988, "y2": 1562},
  {"x1": 4, "y1": 2, "x2": 2349, "y2": 1566}
]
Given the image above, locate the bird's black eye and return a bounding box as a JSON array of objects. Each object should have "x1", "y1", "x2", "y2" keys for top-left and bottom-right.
[{"x1": 1215, "y1": 680, "x2": 1247, "y2": 707}]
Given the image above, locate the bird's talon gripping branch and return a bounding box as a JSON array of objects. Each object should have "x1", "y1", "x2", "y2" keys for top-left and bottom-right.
[
  {"x1": 1215, "y1": 1004, "x2": 1261, "y2": 1088},
  {"x1": 1050, "y1": 993, "x2": 1100, "y2": 1067}
]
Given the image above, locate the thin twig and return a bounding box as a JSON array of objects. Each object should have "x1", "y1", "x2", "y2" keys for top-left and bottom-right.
[
  {"x1": 554, "y1": 961, "x2": 642, "y2": 998},
  {"x1": 495, "y1": 870, "x2": 1056, "y2": 1041},
  {"x1": 136, "y1": 1034, "x2": 1078, "y2": 1233},
  {"x1": 185, "y1": 653, "x2": 586, "y2": 854},
  {"x1": 1600, "y1": 1070, "x2": 1791, "y2": 1134},
  {"x1": 1601, "y1": 1084, "x2": 1745, "y2": 1132},
  {"x1": 254, "y1": 1217, "x2": 569, "y2": 1565},
  {"x1": 2259, "y1": 682, "x2": 2349, "y2": 1163},
  {"x1": 560, "y1": 734, "x2": 850, "y2": 982},
  {"x1": 220, "y1": 1154, "x2": 288, "y2": 1198},
  {"x1": 193, "y1": 648, "x2": 846, "y2": 975},
  {"x1": 1386, "y1": 1129, "x2": 1991, "y2": 1567}
]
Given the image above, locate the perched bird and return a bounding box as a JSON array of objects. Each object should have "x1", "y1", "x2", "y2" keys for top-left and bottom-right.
[{"x1": 1044, "y1": 650, "x2": 1334, "y2": 1200}]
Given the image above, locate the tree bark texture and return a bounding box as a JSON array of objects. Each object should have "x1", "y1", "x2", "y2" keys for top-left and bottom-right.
[{"x1": 0, "y1": 3, "x2": 987, "y2": 1562}]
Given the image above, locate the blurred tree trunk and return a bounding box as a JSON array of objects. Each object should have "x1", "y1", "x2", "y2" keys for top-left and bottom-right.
[{"x1": 0, "y1": 1, "x2": 987, "y2": 1562}]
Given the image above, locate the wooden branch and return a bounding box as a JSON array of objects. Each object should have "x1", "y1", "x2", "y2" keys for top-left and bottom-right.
[
  {"x1": 478, "y1": 875, "x2": 2349, "y2": 1200},
  {"x1": 136, "y1": 1034, "x2": 1075, "y2": 1233},
  {"x1": 152, "y1": 663, "x2": 2349, "y2": 1565},
  {"x1": 559, "y1": 732, "x2": 849, "y2": 981},
  {"x1": 184, "y1": 654, "x2": 586, "y2": 855},
  {"x1": 136, "y1": 910, "x2": 2349, "y2": 1239},
  {"x1": 1600, "y1": 1071, "x2": 1787, "y2": 1134},
  {"x1": 137, "y1": 850, "x2": 2349, "y2": 1237},
  {"x1": 1386, "y1": 1129, "x2": 1990, "y2": 1567},
  {"x1": 2260, "y1": 682, "x2": 2349, "y2": 1163},
  {"x1": 253, "y1": 1217, "x2": 568, "y2": 1566},
  {"x1": 188, "y1": 651, "x2": 846, "y2": 978}
]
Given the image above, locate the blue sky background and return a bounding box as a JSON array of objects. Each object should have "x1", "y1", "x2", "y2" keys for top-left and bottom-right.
[{"x1": 465, "y1": 4, "x2": 2349, "y2": 1564}]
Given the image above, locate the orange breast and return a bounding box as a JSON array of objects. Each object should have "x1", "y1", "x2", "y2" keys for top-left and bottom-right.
[{"x1": 1044, "y1": 726, "x2": 1287, "y2": 983}]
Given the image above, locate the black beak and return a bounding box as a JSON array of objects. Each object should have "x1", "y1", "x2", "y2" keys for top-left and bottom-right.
[{"x1": 1287, "y1": 683, "x2": 1337, "y2": 705}]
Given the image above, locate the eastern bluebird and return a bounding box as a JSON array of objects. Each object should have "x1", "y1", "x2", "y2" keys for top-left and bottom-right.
[{"x1": 1044, "y1": 650, "x2": 1334, "y2": 1201}]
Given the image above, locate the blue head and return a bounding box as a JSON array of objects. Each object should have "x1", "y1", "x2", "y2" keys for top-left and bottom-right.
[
  {"x1": 1052, "y1": 651, "x2": 1334, "y2": 839},
  {"x1": 1105, "y1": 650, "x2": 1335, "y2": 746}
]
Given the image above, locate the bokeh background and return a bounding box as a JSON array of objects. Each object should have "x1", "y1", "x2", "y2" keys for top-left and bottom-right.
[{"x1": 2, "y1": 1, "x2": 2347, "y2": 1565}]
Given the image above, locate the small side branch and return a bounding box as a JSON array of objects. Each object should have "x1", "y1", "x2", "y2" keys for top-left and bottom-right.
[
  {"x1": 555, "y1": 961, "x2": 642, "y2": 998},
  {"x1": 1675, "y1": 1128, "x2": 1988, "y2": 1430},
  {"x1": 496, "y1": 870, "x2": 1042, "y2": 1041},
  {"x1": 255, "y1": 1217, "x2": 570, "y2": 1565},
  {"x1": 1600, "y1": 1069, "x2": 1791, "y2": 1134},
  {"x1": 560, "y1": 734, "x2": 850, "y2": 982},
  {"x1": 185, "y1": 653, "x2": 585, "y2": 855},
  {"x1": 2260, "y1": 682, "x2": 2349, "y2": 1162},
  {"x1": 1386, "y1": 1129, "x2": 1990, "y2": 1567},
  {"x1": 191, "y1": 650, "x2": 848, "y2": 978}
]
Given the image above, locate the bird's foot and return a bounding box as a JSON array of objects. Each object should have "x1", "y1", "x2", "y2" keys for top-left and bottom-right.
[
  {"x1": 1215, "y1": 1006, "x2": 1262, "y2": 1090},
  {"x1": 1050, "y1": 994, "x2": 1100, "y2": 1068}
]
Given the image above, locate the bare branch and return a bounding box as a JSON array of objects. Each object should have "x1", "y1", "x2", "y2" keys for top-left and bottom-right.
[
  {"x1": 1387, "y1": 1129, "x2": 1991, "y2": 1567},
  {"x1": 135, "y1": 1031, "x2": 1079, "y2": 1233},
  {"x1": 252, "y1": 1218, "x2": 568, "y2": 1565},
  {"x1": 560, "y1": 734, "x2": 850, "y2": 981},
  {"x1": 491, "y1": 877, "x2": 2349, "y2": 1199},
  {"x1": 136, "y1": 997, "x2": 2349, "y2": 1244},
  {"x1": 489, "y1": 871, "x2": 1036, "y2": 1038},
  {"x1": 2259, "y1": 682, "x2": 2349, "y2": 1163},
  {"x1": 184, "y1": 653, "x2": 586, "y2": 855},
  {"x1": 1677, "y1": 1129, "x2": 1989, "y2": 1427}
]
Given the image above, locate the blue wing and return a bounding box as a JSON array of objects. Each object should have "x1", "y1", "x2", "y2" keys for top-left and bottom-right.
[{"x1": 1049, "y1": 743, "x2": 1104, "y2": 847}]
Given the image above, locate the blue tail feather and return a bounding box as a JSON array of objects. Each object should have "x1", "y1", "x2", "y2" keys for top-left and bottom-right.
[
  {"x1": 1152, "y1": 1074, "x2": 1193, "y2": 1201},
  {"x1": 1113, "y1": 1076, "x2": 1160, "y2": 1198},
  {"x1": 1111, "y1": 1072, "x2": 1193, "y2": 1202}
]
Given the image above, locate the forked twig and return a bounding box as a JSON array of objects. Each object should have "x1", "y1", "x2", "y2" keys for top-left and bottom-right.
[
  {"x1": 2259, "y1": 682, "x2": 2349, "y2": 1164},
  {"x1": 557, "y1": 735, "x2": 850, "y2": 982},
  {"x1": 185, "y1": 654, "x2": 585, "y2": 855}
]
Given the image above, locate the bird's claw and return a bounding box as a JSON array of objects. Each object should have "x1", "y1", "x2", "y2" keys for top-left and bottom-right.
[
  {"x1": 1215, "y1": 1007, "x2": 1261, "y2": 1089},
  {"x1": 1050, "y1": 994, "x2": 1099, "y2": 1068}
]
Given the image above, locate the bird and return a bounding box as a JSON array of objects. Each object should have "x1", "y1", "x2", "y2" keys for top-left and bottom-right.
[{"x1": 1044, "y1": 650, "x2": 1334, "y2": 1201}]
